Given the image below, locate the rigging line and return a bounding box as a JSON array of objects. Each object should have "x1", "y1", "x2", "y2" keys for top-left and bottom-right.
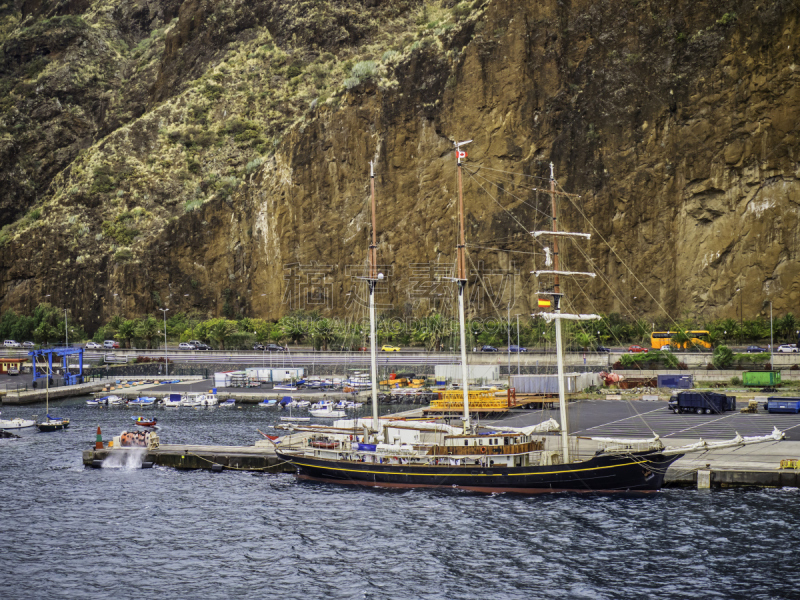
[
  {"x1": 469, "y1": 165, "x2": 553, "y2": 182},
  {"x1": 465, "y1": 168, "x2": 553, "y2": 222},
  {"x1": 466, "y1": 244, "x2": 539, "y2": 255},
  {"x1": 564, "y1": 237, "x2": 642, "y2": 326},
  {"x1": 555, "y1": 181, "x2": 683, "y2": 329},
  {"x1": 465, "y1": 250, "x2": 507, "y2": 322},
  {"x1": 463, "y1": 170, "x2": 541, "y2": 241}
]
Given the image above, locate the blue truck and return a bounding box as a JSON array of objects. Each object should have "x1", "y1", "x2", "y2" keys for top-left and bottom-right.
[{"x1": 668, "y1": 391, "x2": 735, "y2": 415}]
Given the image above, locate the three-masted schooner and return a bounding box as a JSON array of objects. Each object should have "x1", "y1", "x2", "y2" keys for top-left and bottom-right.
[{"x1": 276, "y1": 149, "x2": 783, "y2": 493}]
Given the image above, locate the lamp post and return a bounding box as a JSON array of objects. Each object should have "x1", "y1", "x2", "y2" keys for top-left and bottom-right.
[
  {"x1": 159, "y1": 308, "x2": 169, "y2": 376},
  {"x1": 516, "y1": 314, "x2": 521, "y2": 376},
  {"x1": 769, "y1": 301, "x2": 773, "y2": 368}
]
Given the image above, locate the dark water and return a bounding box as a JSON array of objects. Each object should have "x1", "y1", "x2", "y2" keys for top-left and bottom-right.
[{"x1": 2, "y1": 398, "x2": 800, "y2": 600}]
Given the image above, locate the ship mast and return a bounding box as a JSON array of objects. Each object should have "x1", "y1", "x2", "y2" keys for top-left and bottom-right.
[
  {"x1": 367, "y1": 161, "x2": 380, "y2": 430},
  {"x1": 455, "y1": 140, "x2": 472, "y2": 434},
  {"x1": 533, "y1": 163, "x2": 599, "y2": 463}
]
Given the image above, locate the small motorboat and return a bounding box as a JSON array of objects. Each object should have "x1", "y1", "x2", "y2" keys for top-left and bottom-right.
[
  {"x1": 295, "y1": 400, "x2": 310, "y2": 408},
  {"x1": 310, "y1": 401, "x2": 346, "y2": 419},
  {"x1": 257, "y1": 399, "x2": 277, "y2": 408},
  {"x1": 220, "y1": 399, "x2": 236, "y2": 408},
  {"x1": 85, "y1": 398, "x2": 101, "y2": 407},
  {"x1": 97, "y1": 395, "x2": 124, "y2": 406},
  {"x1": 0, "y1": 412, "x2": 36, "y2": 430},
  {"x1": 128, "y1": 396, "x2": 156, "y2": 407},
  {"x1": 132, "y1": 416, "x2": 157, "y2": 427},
  {"x1": 163, "y1": 394, "x2": 182, "y2": 408}
]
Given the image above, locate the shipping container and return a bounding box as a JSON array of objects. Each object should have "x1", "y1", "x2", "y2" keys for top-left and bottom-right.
[
  {"x1": 657, "y1": 374, "x2": 693, "y2": 389},
  {"x1": 766, "y1": 397, "x2": 800, "y2": 414},
  {"x1": 742, "y1": 371, "x2": 781, "y2": 387}
]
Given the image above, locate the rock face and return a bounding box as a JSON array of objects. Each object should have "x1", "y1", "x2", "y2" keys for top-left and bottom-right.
[{"x1": 1, "y1": 0, "x2": 799, "y2": 332}]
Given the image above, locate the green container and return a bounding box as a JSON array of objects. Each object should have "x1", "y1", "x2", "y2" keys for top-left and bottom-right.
[{"x1": 742, "y1": 370, "x2": 782, "y2": 387}]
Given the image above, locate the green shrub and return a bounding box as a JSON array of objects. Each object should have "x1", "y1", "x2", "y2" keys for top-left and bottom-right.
[
  {"x1": 245, "y1": 157, "x2": 263, "y2": 174},
  {"x1": 343, "y1": 77, "x2": 361, "y2": 89},
  {"x1": 731, "y1": 376, "x2": 741, "y2": 386},
  {"x1": 712, "y1": 345, "x2": 734, "y2": 369},
  {"x1": 286, "y1": 64, "x2": 302, "y2": 79},
  {"x1": 351, "y1": 60, "x2": 377, "y2": 79},
  {"x1": 452, "y1": 2, "x2": 472, "y2": 18},
  {"x1": 717, "y1": 13, "x2": 736, "y2": 26},
  {"x1": 113, "y1": 248, "x2": 134, "y2": 262},
  {"x1": 381, "y1": 50, "x2": 399, "y2": 62},
  {"x1": 184, "y1": 199, "x2": 203, "y2": 213}
]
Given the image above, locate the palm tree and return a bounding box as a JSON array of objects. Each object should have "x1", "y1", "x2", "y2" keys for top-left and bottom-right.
[
  {"x1": 574, "y1": 331, "x2": 596, "y2": 350},
  {"x1": 776, "y1": 313, "x2": 798, "y2": 342},
  {"x1": 117, "y1": 320, "x2": 137, "y2": 349},
  {"x1": 135, "y1": 316, "x2": 159, "y2": 349},
  {"x1": 208, "y1": 319, "x2": 238, "y2": 350},
  {"x1": 671, "y1": 329, "x2": 691, "y2": 351}
]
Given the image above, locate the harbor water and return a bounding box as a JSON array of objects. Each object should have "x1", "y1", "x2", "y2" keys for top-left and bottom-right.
[{"x1": 2, "y1": 397, "x2": 800, "y2": 599}]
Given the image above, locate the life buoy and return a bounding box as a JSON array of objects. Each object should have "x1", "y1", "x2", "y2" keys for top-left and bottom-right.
[{"x1": 480, "y1": 447, "x2": 486, "y2": 454}]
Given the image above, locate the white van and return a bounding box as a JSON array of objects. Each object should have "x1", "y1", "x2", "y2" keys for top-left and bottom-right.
[{"x1": 4, "y1": 340, "x2": 21, "y2": 348}]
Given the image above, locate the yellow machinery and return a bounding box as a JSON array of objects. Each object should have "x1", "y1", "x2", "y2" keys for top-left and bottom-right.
[{"x1": 428, "y1": 390, "x2": 508, "y2": 412}]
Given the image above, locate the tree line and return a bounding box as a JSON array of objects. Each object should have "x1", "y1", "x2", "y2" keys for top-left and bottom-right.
[{"x1": 1, "y1": 305, "x2": 797, "y2": 351}]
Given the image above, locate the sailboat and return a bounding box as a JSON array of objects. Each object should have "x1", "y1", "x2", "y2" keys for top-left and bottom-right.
[
  {"x1": 35, "y1": 355, "x2": 70, "y2": 432},
  {"x1": 276, "y1": 152, "x2": 784, "y2": 493}
]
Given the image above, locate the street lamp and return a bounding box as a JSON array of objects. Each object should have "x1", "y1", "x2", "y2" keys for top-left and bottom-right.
[{"x1": 159, "y1": 308, "x2": 169, "y2": 376}]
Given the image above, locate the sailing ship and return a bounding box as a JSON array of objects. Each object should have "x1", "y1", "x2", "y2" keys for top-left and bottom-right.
[
  {"x1": 35, "y1": 355, "x2": 70, "y2": 432},
  {"x1": 276, "y1": 151, "x2": 784, "y2": 493}
]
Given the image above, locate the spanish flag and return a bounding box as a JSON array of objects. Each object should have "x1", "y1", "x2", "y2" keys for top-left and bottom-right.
[{"x1": 538, "y1": 298, "x2": 551, "y2": 307}]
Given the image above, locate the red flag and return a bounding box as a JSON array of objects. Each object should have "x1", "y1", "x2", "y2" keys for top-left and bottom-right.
[{"x1": 458, "y1": 151, "x2": 467, "y2": 159}]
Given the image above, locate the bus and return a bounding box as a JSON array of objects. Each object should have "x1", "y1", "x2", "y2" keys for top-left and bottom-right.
[{"x1": 650, "y1": 331, "x2": 711, "y2": 350}]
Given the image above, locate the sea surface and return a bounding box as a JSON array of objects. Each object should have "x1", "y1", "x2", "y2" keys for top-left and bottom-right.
[{"x1": 2, "y1": 397, "x2": 800, "y2": 600}]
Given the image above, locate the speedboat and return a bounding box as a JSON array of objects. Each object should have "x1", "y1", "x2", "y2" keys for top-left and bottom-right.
[
  {"x1": 257, "y1": 399, "x2": 277, "y2": 408},
  {"x1": 274, "y1": 383, "x2": 298, "y2": 391},
  {"x1": 85, "y1": 398, "x2": 101, "y2": 407},
  {"x1": 132, "y1": 416, "x2": 157, "y2": 427},
  {"x1": 295, "y1": 400, "x2": 310, "y2": 408},
  {"x1": 0, "y1": 412, "x2": 35, "y2": 430},
  {"x1": 220, "y1": 399, "x2": 236, "y2": 408}
]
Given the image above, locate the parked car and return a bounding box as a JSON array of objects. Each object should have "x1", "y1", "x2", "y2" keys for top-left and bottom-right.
[
  {"x1": 21, "y1": 341, "x2": 35, "y2": 348},
  {"x1": 188, "y1": 340, "x2": 210, "y2": 350},
  {"x1": 628, "y1": 345, "x2": 648, "y2": 353},
  {"x1": 264, "y1": 343, "x2": 286, "y2": 352},
  {"x1": 85, "y1": 341, "x2": 102, "y2": 349},
  {"x1": 179, "y1": 342, "x2": 196, "y2": 350},
  {"x1": 481, "y1": 345, "x2": 499, "y2": 352},
  {"x1": 777, "y1": 344, "x2": 798, "y2": 353},
  {"x1": 508, "y1": 345, "x2": 527, "y2": 353},
  {"x1": 3, "y1": 340, "x2": 21, "y2": 348},
  {"x1": 595, "y1": 345, "x2": 611, "y2": 353},
  {"x1": 745, "y1": 345, "x2": 766, "y2": 353},
  {"x1": 252, "y1": 343, "x2": 265, "y2": 351},
  {"x1": 7, "y1": 367, "x2": 19, "y2": 375},
  {"x1": 103, "y1": 340, "x2": 119, "y2": 349},
  {"x1": 381, "y1": 345, "x2": 401, "y2": 352}
]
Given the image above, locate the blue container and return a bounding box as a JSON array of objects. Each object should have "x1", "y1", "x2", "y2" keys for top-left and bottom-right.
[
  {"x1": 657, "y1": 374, "x2": 693, "y2": 389},
  {"x1": 212, "y1": 388, "x2": 217, "y2": 394},
  {"x1": 767, "y1": 397, "x2": 800, "y2": 414},
  {"x1": 356, "y1": 443, "x2": 377, "y2": 452}
]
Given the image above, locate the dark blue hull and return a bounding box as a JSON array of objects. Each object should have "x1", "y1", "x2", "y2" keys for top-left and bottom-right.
[{"x1": 276, "y1": 450, "x2": 683, "y2": 494}]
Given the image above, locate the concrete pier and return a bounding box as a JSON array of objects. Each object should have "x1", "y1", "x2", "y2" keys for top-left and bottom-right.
[
  {"x1": 2, "y1": 379, "x2": 115, "y2": 405},
  {"x1": 82, "y1": 441, "x2": 300, "y2": 473}
]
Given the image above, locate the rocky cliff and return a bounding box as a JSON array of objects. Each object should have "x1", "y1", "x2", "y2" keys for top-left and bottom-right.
[{"x1": 0, "y1": 0, "x2": 798, "y2": 331}]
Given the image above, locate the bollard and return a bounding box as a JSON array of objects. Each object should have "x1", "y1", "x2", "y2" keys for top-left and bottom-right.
[
  {"x1": 95, "y1": 425, "x2": 103, "y2": 450},
  {"x1": 697, "y1": 469, "x2": 712, "y2": 489}
]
